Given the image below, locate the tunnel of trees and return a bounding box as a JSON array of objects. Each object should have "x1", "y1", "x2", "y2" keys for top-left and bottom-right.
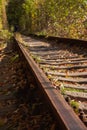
[{"x1": 1, "y1": 0, "x2": 87, "y2": 40}]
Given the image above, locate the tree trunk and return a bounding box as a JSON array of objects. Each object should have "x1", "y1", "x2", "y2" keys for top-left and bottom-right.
[{"x1": 1, "y1": 0, "x2": 8, "y2": 29}]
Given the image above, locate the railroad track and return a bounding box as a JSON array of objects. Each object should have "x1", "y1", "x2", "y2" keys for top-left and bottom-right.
[{"x1": 14, "y1": 33, "x2": 87, "y2": 130}]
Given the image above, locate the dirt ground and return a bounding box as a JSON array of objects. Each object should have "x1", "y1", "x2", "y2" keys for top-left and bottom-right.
[{"x1": 0, "y1": 41, "x2": 30, "y2": 130}]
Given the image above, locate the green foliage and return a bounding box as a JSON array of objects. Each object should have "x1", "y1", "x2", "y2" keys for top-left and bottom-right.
[
  {"x1": 60, "y1": 83, "x2": 66, "y2": 95},
  {"x1": 10, "y1": 54, "x2": 19, "y2": 62},
  {"x1": 70, "y1": 100, "x2": 79, "y2": 113},
  {"x1": 0, "y1": 29, "x2": 13, "y2": 41},
  {"x1": 7, "y1": 0, "x2": 25, "y2": 30},
  {"x1": 7, "y1": 0, "x2": 87, "y2": 39},
  {"x1": 31, "y1": 54, "x2": 41, "y2": 63},
  {"x1": 62, "y1": 87, "x2": 87, "y2": 93}
]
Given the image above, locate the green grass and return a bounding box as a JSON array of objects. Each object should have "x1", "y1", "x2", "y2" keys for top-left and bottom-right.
[
  {"x1": 0, "y1": 30, "x2": 13, "y2": 41},
  {"x1": 10, "y1": 54, "x2": 19, "y2": 62},
  {"x1": 31, "y1": 55, "x2": 42, "y2": 63},
  {"x1": 63, "y1": 87, "x2": 87, "y2": 93},
  {"x1": 70, "y1": 100, "x2": 79, "y2": 114}
]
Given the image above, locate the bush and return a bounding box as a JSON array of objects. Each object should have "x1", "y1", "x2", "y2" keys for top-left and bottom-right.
[{"x1": 0, "y1": 29, "x2": 13, "y2": 41}]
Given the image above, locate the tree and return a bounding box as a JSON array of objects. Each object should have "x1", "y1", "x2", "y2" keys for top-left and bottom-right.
[
  {"x1": 7, "y1": 0, "x2": 25, "y2": 31},
  {"x1": 7, "y1": 0, "x2": 87, "y2": 39},
  {"x1": 0, "y1": 0, "x2": 8, "y2": 29}
]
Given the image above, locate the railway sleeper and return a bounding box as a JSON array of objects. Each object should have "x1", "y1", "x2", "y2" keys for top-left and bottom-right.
[
  {"x1": 47, "y1": 71, "x2": 87, "y2": 77},
  {"x1": 39, "y1": 61, "x2": 87, "y2": 66},
  {"x1": 65, "y1": 91, "x2": 87, "y2": 100},
  {"x1": 56, "y1": 77, "x2": 87, "y2": 83},
  {"x1": 41, "y1": 64, "x2": 87, "y2": 70},
  {"x1": 42, "y1": 57, "x2": 87, "y2": 61}
]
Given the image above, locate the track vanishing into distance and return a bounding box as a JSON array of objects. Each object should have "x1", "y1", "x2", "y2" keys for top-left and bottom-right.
[{"x1": 14, "y1": 33, "x2": 87, "y2": 130}]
